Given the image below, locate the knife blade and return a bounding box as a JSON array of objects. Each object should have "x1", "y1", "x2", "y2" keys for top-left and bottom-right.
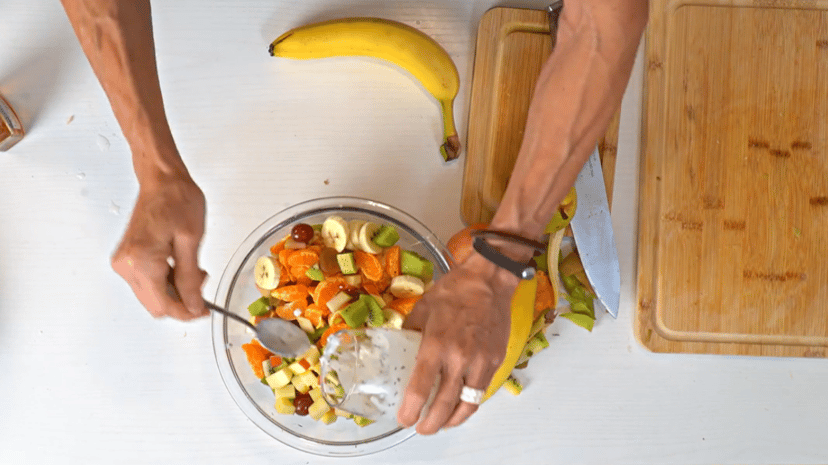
[
  {"x1": 547, "y1": 1, "x2": 621, "y2": 318},
  {"x1": 570, "y1": 148, "x2": 621, "y2": 318}
]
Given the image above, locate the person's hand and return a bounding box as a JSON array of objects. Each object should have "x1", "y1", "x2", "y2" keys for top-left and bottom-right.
[
  {"x1": 111, "y1": 173, "x2": 209, "y2": 321},
  {"x1": 397, "y1": 253, "x2": 519, "y2": 434}
]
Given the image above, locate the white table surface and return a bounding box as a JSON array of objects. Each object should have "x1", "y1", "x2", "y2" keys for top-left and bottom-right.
[{"x1": 2, "y1": 1, "x2": 827, "y2": 463}]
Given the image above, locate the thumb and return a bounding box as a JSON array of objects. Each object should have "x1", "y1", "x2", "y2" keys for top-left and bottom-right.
[{"x1": 172, "y1": 234, "x2": 207, "y2": 316}]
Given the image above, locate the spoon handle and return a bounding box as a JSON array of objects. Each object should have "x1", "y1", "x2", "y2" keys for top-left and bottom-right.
[{"x1": 204, "y1": 300, "x2": 258, "y2": 332}]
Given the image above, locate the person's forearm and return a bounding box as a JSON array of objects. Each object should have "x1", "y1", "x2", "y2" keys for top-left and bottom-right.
[
  {"x1": 490, "y1": 0, "x2": 647, "y2": 239},
  {"x1": 60, "y1": 0, "x2": 189, "y2": 185}
]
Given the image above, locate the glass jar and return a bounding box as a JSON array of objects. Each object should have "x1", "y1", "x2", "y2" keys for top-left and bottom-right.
[{"x1": 0, "y1": 94, "x2": 24, "y2": 151}]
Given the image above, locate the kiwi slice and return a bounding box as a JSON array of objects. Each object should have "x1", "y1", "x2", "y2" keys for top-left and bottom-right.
[
  {"x1": 336, "y1": 252, "x2": 358, "y2": 275},
  {"x1": 365, "y1": 295, "x2": 385, "y2": 327},
  {"x1": 247, "y1": 296, "x2": 271, "y2": 316},
  {"x1": 340, "y1": 298, "x2": 369, "y2": 328},
  {"x1": 372, "y1": 225, "x2": 400, "y2": 247},
  {"x1": 400, "y1": 250, "x2": 434, "y2": 281},
  {"x1": 305, "y1": 266, "x2": 324, "y2": 281}
]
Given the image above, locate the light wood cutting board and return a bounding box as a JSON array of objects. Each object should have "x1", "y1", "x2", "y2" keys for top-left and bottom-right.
[
  {"x1": 636, "y1": 0, "x2": 828, "y2": 357},
  {"x1": 461, "y1": 7, "x2": 621, "y2": 226}
]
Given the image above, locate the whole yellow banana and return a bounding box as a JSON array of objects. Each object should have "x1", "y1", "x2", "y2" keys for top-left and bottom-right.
[
  {"x1": 269, "y1": 17, "x2": 461, "y2": 161},
  {"x1": 483, "y1": 275, "x2": 538, "y2": 400}
]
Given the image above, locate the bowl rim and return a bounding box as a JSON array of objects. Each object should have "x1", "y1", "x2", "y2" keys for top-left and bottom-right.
[{"x1": 211, "y1": 196, "x2": 453, "y2": 456}]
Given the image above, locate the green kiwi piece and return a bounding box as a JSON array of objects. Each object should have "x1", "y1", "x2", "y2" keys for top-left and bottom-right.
[
  {"x1": 336, "y1": 252, "x2": 358, "y2": 275},
  {"x1": 305, "y1": 267, "x2": 324, "y2": 281},
  {"x1": 247, "y1": 296, "x2": 271, "y2": 316},
  {"x1": 371, "y1": 225, "x2": 400, "y2": 247}
]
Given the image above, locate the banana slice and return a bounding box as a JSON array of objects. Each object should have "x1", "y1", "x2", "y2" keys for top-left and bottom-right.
[
  {"x1": 357, "y1": 222, "x2": 383, "y2": 254},
  {"x1": 388, "y1": 275, "x2": 425, "y2": 298},
  {"x1": 254, "y1": 256, "x2": 281, "y2": 290},
  {"x1": 382, "y1": 308, "x2": 405, "y2": 329},
  {"x1": 321, "y1": 216, "x2": 349, "y2": 252},
  {"x1": 347, "y1": 219, "x2": 366, "y2": 251}
]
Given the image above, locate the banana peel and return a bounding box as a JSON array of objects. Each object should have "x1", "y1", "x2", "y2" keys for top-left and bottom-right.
[
  {"x1": 486, "y1": 188, "x2": 576, "y2": 398},
  {"x1": 496, "y1": 187, "x2": 602, "y2": 396},
  {"x1": 483, "y1": 276, "x2": 538, "y2": 401}
]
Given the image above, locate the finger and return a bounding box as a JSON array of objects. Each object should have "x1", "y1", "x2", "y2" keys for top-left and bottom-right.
[
  {"x1": 172, "y1": 233, "x2": 207, "y2": 317},
  {"x1": 415, "y1": 365, "x2": 463, "y2": 435},
  {"x1": 112, "y1": 249, "x2": 200, "y2": 321},
  {"x1": 443, "y1": 399, "x2": 479, "y2": 429},
  {"x1": 163, "y1": 272, "x2": 206, "y2": 321},
  {"x1": 443, "y1": 356, "x2": 493, "y2": 429},
  {"x1": 397, "y1": 343, "x2": 442, "y2": 428},
  {"x1": 401, "y1": 295, "x2": 430, "y2": 331}
]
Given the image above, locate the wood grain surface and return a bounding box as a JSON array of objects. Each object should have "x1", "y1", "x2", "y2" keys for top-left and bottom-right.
[
  {"x1": 636, "y1": 0, "x2": 828, "y2": 356},
  {"x1": 461, "y1": 7, "x2": 621, "y2": 226}
]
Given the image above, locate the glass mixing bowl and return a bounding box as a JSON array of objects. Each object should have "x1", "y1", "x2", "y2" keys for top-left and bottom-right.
[{"x1": 212, "y1": 197, "x2": 453, "y2": 456}]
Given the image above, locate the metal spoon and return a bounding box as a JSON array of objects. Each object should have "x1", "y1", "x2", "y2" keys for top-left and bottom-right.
[{"x1": 205, "y1": 301, "x2": 312, "y2": 358}]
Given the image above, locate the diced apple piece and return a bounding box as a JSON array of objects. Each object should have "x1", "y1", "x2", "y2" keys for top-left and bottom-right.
[
  {"x1": 309, "y1": 387, "x2": 323, "y2": 402},
  {"x1": 289, "y1": 358, "x2": 311, "y2": 375},
  {"x1": 266, "y1": 366, "x2": 293, "y2": 389},
  {"x1": 310, "y1": 362, "x2": 321, "y2": 375},
  {"x1": 296, "y1": 316, "x2": 315, "y2": 334},
  {"x1": 299, "y1": 345, "x2": 321, "y2": 366},
  {"x1": 343, "y1": 274, "x2": 362, "y2": 288},
  {"x1": 326, "y1": 291, "x2": 352, "y2": 313},
  {"x1": 274, "y1": 396, "x2": 295, "y2": 415},
  {"x1": 291, "y1": 370, "x2": 318, "y2": 394},
  {"x1": 320, "y1": 409, "x2": 338, "y2": 425},
  {"x1": 273, "y1": 384, "x2": 296, "y2": 399},
  {"x1": 308, "y1": 398, "x2": 331, "y2": 420}
]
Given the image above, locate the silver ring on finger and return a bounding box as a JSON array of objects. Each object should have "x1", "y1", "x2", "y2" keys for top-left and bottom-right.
[{"x1": 459, "y1": 386, "x2": 485, "y2": 405}]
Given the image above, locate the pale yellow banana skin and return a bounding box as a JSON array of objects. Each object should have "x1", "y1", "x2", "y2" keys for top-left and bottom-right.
[
  {"x1": 484, "y1": 275, "x2": 538, "y2": 400},
  {"x1": 269, "y1": 17, "x2": 461, "y2": 161}
]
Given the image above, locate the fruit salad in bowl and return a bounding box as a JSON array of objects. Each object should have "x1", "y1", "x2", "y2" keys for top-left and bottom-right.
[{"x1": 212, "y1": 197, "x2": 452, "y2": 456}]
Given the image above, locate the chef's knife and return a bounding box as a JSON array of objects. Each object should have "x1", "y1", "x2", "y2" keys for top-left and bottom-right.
[
  {"x1": 547, "y1": 2, "x2": 621, "y2": 318},
  {"x1": 570, "y1": 148, "x2": 621, "y2": 318}
]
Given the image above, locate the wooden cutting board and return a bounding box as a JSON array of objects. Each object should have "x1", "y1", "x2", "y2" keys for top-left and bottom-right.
[
  {"x1": 636, "y1": 0, "x2": 828, "y2": 357},
  {"x1": 461, "y1": 7, "x2": 621, "y2": 226}
]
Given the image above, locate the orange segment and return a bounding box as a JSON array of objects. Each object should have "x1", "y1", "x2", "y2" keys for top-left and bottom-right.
[
  {"x1": 269, "y1": 235, "x2": 289, "y2": 255},
  {"x1": 354, "y1": 250, "x2": 383, "y2": 282},
  {"x1": 271, "y1": 284, "x2": 309, "y2": 302},
  {"x1": 274, "y1": 300, "x2": 307, "y2": 320},
  {"x1": 242, "y1": 339, "x2": 273, "y2": 379},
  {"x1": 287, "y1": 249, "x2": 320, "y2": 268},
  {"x1": 317, "y1": 323, "x2": 349, "y2": 348},
  {"x1": 385, "y1": 245, "x2": 401, "y2": 277},
  {"x1": 362, "y1": 282, "x2": 381, "y2": 296},
  {"x1": 304, "y1": 303, "x2": 329, "y2": 328},
  {"x1": 290, "y1": 265, "x2": 313, "y2": 286},
  {"x1": 534, "y1": 270, "x2": 556, "y2": 320},
  {"x1": 363, "y1": 272, "x2": 391, "y2": 294},
  {"x1": 387, "y1": 297, "x2": 421, "y2": 316},
  {"x1": 278, "y1": 262, "x2": 291, "y2": 286},
  {"x1": 278, "y1": 248, "x2": 294, "y2": 267},
  {"x1": 313, "y1": 280, "x2": 342, "y2": 308}
]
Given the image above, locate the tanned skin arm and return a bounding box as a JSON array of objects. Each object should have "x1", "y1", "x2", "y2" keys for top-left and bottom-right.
[{"x1": 61, "y1": 0, "x2": 208, "y2": 321}]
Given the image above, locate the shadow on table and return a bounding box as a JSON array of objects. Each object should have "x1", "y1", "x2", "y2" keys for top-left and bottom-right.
[{"x1": 0, "y1": 30, "x2": 77, "y2": 135}]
